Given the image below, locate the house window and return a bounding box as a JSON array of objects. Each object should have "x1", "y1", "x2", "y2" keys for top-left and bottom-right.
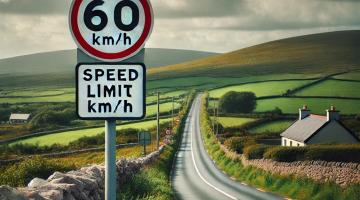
[
  {"x1": 290, "y1": 141, "x2": 293, "y2": 146},
  {"x1": 284, "y1": 139, "x2": 287, "y2": 146},
  {"x1": 297, "y1": 143, "x2": 300, "y2": 147}
]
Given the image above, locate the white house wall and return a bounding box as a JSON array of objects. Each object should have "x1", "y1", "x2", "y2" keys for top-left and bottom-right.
[
  {"x1": 307, "y1": 121, "x2": 359, "y2": 144},
  {"x1": 282, "y1": 137, "x2": 305, "y2": 147}
]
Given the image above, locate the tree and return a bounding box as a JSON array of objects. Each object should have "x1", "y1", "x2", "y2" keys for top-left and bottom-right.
[{"x1": 219, "y1": 91, "x2": 257, "y2": 113}]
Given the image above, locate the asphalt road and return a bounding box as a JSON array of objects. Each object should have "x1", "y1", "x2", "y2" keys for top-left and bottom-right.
[{"x1": 172, "y1": 95, "x2": 282, "y2": 200}]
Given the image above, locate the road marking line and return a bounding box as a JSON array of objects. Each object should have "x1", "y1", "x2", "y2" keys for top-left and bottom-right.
[{"x1": 190, "y1": 102, "x2": 238, "y2": 200}]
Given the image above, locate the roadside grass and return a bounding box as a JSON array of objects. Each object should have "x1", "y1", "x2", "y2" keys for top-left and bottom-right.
[
  {"x1": 256, "y1": 98, "x2": 360, "y2": 114},
  {"x1": 209, "y1": 80, "x2": 313, "y2": 98},
  {"x1": 248, "y1": 120, "x2": 293, "y2": 134},
  {"x1": 213, "y1": 117, "x2": 258, "y2": 128},
  {"x1": 200, "y1": 93, "x2": 360, "y2": 200},
  {"x1": 48, "y1": 144, "x2": 148, "y2": 168},
  {"x1": 118, "y1": 93, "x2": 194, "y2": 200},
  {"x1": 0, "y1": 145, "x2": 149, "y2": 187},
  {"x1": 295, "y1": 80, "x2": 360, "y2": 98},
  {"x1": 334, "y1": 72, "x2": 360, "y2": 81},
  {"x1": 119, "y1": 145, "x2": 174, "y2": 200},
  {"x1": 11, "y1": 118, "x2": 172, "y2": 146}
]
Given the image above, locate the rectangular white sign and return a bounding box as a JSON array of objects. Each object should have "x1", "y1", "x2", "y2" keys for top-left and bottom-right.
[{"x1": 76, "y1": 63, "x2": 146, "y2": 120}]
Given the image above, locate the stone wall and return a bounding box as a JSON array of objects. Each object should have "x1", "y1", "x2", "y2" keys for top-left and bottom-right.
[
  {"x1": 220, "y1": 145, "x2": 360, "y2": 187},
  {"x1": 0, "y1": 146, "x2": 164, "y2": 200}
]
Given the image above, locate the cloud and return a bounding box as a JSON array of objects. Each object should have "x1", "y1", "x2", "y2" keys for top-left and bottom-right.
[
  {"x1": 151, "y1": 0, "x2": 245, "y2": 18},
  {"x1": 0, "y1": 14, "x2": 74, "y2": 58},
  {"x1": 0, "y1": 0, "x2": 70, "y2": 15},
  {"x1": 0, "y1": 0, "x2": 359, "y2": 58}
]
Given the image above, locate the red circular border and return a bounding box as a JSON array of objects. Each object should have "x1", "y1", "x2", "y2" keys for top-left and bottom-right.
[{"x1": 70, "y1": 0, "x2": 153, "y2": 60}]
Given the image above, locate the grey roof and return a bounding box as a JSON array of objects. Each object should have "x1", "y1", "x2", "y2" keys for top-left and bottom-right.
[
  {"x1": 9, "y1": 113, "x2": 30, "y2": 120},
  {"x1": 280, "y1": 115, "x2": 328, "y2": 142}
]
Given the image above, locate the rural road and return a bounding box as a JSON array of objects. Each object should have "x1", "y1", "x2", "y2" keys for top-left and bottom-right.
[{"x1": 172, "y1": 95, "x2": 282, "y2": 200}]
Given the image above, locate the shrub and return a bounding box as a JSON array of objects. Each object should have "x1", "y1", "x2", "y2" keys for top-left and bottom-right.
[
  {"x1": 0, "y1": 143, "x2": 66, "y2": 156},
  {"x1": 223, "y1": 137, "x2": 256, "y2": 154},
  {"x1": 243, "y1": 144, "x2": 271, "y2": 159},
  {"x1": 219, "y1": 91, "x2": 257, "y2": 114},
  {"x1": 264, "y1": 145, "x2": 360, "y2": 162},
  {"x1": 264, "y1": 146, "x2": 307, "y2": 162},
  {"x1": 0, "y1": 157, "x2": 74, "y2": 187},
  {"x1": 304, "y1": 145, "x2": 360, "y2": 162}
]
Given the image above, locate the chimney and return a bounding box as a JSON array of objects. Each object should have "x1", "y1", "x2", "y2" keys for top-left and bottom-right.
[
  {"x1": 299, "y1": 105, "x2": 311, "y2": 120},
  {"x1": 327, "y1": 106, "x2": 340, "y2": 121}
]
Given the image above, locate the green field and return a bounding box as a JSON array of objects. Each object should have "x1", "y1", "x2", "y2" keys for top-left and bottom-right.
[
  {"x1": 146, "y1": 90, "x2": 188, "y2": 103},
  {"x1": 295, "y1": 80, "x2": 360, "y2": 98},
  {"x1": 209, "y1": 80, "x2": 313, "y2": 98},
  {"x1": 146, "y1": 102, "x2": 181, "y2": 116},
  {"x1": 249, "y1": 120, "x2": 293, "y2": 134},
  {"x1": 0, "y1": 93, "x2": 75, "y2": 103},
  {"x1": 0, "y1": 88, "x2": 187, "y2": 104},
  {"x1": 148, "y1": 74, "x2": 320, "y2": 91},
  {"x1": 12, "y1": 118, "x2": 172, "y2": 146},
  {"x1": 213, "y1": 117, "x2": 257, "y2": 128},
  {"x1": 334, "y1": 72, "x2": 360, "y2": 81},
  {"x1": 256, "y1": 98, "x2": 360, "y2": 114}
]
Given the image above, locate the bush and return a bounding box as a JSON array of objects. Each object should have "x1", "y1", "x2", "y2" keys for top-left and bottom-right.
[
  {"x1": 264, "y1": 145, "x2": 360, "y2": 162},
  {"x1": 223, "y1": 137, "x2": 256, "y2": 154},
  {"x1": 264, "y1": 146, "x2": 307, "y2": 162},
  {"x1": 243, "y1": 144, "x2": 271, "y2": 159},
  {"x1": 0, "y1": 157, "x2": 74, "y2": 187},
  {"x1": 0, "y1": 143, "x2": 66, "y2": 156},
  {"x1": 219, "y1": 91, "x2": 257, "y2": 114},
  {"x1": 304, "y1": 145, "x2": 360, "y2": 162}
]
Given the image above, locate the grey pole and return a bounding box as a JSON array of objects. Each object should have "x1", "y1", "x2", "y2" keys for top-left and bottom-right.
[
  {"x1": 213, "y1": 101, "x2": 216, "y2": 132},
  {"x1": 157, "y1": 92, "x2": 160, "y2": 150},
  {"x1": 172, "y1": 96, "x2": 174, "y2": 130},
  {"x1": 105, "y1": 120, "x2": 117, "y2": 200},
  {"x1": 216, "y1": 101, "x2": 219, "y2": 136}
]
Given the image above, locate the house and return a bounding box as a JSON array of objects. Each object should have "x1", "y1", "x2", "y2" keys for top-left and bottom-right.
[
  {"x1": 9, "y1": 113, "x2": 31, "y2": 124},
  {"x1": 281, "y1": 106, "x2": 359, "y2": 147}
]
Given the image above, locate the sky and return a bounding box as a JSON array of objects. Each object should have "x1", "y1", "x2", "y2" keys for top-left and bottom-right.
[{"x1": 0, "y1": 0, "x2": 359, "y2": 58}]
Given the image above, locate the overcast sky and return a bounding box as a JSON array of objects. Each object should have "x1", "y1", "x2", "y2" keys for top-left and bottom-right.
[{"x1": 0, "y1": 0, "x2": 359, "y2": 58}]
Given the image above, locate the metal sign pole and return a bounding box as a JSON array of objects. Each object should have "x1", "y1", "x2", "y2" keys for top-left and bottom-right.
[
  {"x1": 105, "y1": 120, "x2": 117, "y2": 200},
  {"x1": 156, "y1": 92, "x2": 160, "y2": 150},
  {"x1": 172, "y1": 96, "x2": 174, "y2": 130}
]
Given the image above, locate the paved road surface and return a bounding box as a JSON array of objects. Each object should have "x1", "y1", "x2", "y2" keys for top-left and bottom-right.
[{"x1": 172, "y1": 95, "x2": 282, "y2": 200}]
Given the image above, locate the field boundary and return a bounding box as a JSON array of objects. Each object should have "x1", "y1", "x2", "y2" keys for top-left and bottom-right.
[
  {"x1": 0, "y1": 115, "x2": 174, "y2": 145},
  {"x1": 0, "y1": 143, "x2": 139, "y2": 165}
]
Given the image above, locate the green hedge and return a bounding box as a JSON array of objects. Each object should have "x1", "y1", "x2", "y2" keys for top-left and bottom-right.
[
  {"x1": 243, "y1": 144, "x2": 271, "y2": 159},
  {"x1": 264, "y1": 145, "x2": 360, "y2": 162},
  {"x1": 200, "y1": 93, "x2": 360, "y2": 200},
  {"x1": 223, "y1": 137, "x2": 256, "y2": 154},
  {"x1": 0, "y1": 157, "x2": 74, "y2": 187}
]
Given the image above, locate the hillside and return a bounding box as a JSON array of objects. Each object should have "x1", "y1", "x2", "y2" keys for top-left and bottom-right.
[
  {"x1": 149, "y1": 30, "x2": 360, "y2": 79},
  {"x1": 0, "y1": 48, "x2": 216, "y2": 76}
]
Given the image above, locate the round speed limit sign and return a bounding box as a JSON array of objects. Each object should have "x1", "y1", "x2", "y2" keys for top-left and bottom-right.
[{"x1": 70, "y1": 0, "x2": 153, "y2": 61}]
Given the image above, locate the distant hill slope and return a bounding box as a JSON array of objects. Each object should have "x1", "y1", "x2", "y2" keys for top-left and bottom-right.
[
  {"x1": 149, "y1": 30, "x2": 360, "y2": 79},
  {"x1": 0, "y1": 48, "x2": 217, "y2": 76}
]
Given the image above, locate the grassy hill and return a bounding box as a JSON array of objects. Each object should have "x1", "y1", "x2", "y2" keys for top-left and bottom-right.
[
  {"x1": 0, "y1": 48, "x2": 216, "y2": 88},
  {"x1": 149, "y1": 30, "x2": 360, "y2": 79}
]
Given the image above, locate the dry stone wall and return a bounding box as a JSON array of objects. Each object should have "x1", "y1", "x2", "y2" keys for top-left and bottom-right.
[
  {"x1": 0, "y1": 146, "x2": 164, "y2": 200},
  {"x1": 220, "y1": 145, "x2": 360, "y2": 187}
]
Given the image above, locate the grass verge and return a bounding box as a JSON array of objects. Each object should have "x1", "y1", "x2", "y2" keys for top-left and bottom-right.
[
  {"x1": 117, "y1": 92, "x2": 194, "y2": 200},
  {"x1": 200, "y1": 93, "x2": 360, "y2": 200}
]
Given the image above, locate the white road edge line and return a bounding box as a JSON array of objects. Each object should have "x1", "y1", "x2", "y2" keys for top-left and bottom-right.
[{"x1": 190, "y1": 100, "x2": 238, "y2": 200}]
